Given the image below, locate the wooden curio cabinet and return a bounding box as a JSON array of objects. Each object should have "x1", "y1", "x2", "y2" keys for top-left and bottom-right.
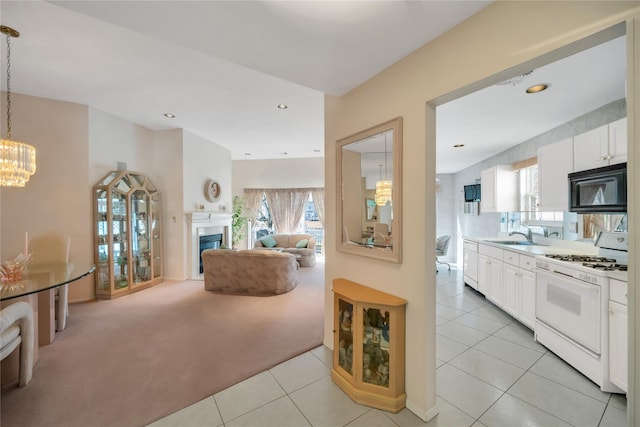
[
  {"x1": 93, "y1": 171, "x2": 162, "y2": 299},
  {"x1": 332, "y1": 278, "x2": 407, "y2": 413}
]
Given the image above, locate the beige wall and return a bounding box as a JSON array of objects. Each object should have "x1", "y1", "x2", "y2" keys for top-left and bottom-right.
[
  {"x1": 325, "y1": 1, "x2": 640, "y2": 421},
  {"x1": 1, "y1": 93, "x2": 93, "y2": 301}
]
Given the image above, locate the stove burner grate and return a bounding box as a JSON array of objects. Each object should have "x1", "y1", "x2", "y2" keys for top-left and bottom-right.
[
  {"x1": 581, "y1": 262, "x2": 628, "y2": 271},
  {"x1": 545, "y1": 254, "x2": 616, "y2": 263}
]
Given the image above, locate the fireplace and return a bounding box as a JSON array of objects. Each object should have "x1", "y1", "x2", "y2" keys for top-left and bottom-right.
[
  {"x1": 199, "y1": 233, "x2": 223, "y2": 273},
  {"x1": 186, "y1": 212, "x2": 232, "y2": 279}
]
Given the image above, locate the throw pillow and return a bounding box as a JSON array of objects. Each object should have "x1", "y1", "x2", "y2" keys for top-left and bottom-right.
[
  {"x1": 260, "y1": 235, "x2": 278, "y2": 248},
  {"x1": 295, "y1": 239, "x2": 309, "y2": 248}
]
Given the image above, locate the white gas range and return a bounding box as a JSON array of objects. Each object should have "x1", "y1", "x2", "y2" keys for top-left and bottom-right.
[{"x1": 534, "y1": 232, "x2": 628, "y2": 393}]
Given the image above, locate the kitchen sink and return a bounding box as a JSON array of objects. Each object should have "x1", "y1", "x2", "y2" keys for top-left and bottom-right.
[{"x1": 485, "y1": 240, "x2": 547, "y2": 246}]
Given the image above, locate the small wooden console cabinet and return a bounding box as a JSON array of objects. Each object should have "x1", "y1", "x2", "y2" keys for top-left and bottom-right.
[{"x1": 332, "y1": 278, "x2": 407, "y2": 412}]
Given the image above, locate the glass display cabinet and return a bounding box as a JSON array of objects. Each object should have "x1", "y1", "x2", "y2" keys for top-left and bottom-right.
[
  {"x1": 94, "y1": 171, "x2": 162, "y2": 299},
  {"x1": 332, "y1": 278, "x2": 407, "y2": 412}
]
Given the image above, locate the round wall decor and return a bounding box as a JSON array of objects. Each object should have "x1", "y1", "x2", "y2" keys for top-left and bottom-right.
[{"x1": 204, "y1": 179, "x2": 221, "y2": 202}]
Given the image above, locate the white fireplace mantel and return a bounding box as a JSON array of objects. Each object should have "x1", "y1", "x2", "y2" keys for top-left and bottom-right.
[{"x1": 186, "y1": 212, "x2": 232, "y2": 279}]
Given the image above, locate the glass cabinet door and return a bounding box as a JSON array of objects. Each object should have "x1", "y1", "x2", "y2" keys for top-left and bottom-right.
[
  {"x1": 150, "y1": 193, "x2": 161, "y2": 279},
  {"x1": 131, "y1": 190, "x2": 150, "y2": 284},
  {"x1": 96, "y1": 189, "x2": 110, "y2": 291},
  {"x1": 337, "y1": 298, "x2": 354, "y2": 376},
  {"x1": 112, "y1": 190, "x2": 129, "y2": 289},
  {"x1": 362, "y1": 307, "x2": 390, "y2": 388}
]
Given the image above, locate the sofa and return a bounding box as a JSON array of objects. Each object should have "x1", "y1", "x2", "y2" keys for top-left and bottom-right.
[
  {"x1": 253, "y1": 234, "x2": 317, "y2": 267},
  {"x1": 202, "y1": 249, "x2": 299, "y2": 295}
]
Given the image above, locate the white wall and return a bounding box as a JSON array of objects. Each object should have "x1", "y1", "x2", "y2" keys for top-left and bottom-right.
[
  {"x1": 153, "y1": 129, "x2": 185, "y2": 280},
  {"x1": 88, "y1": 107, "x2": 155, "y2": 183},
  {"x1": 232, "y1": 157, "x2": 324, "y2": 197},
  {"x1": 183, "y1": 131, "x2": 233, "y2": 213}
]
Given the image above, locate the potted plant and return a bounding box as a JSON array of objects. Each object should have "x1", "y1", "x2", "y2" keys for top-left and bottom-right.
[{"x1": 231, "y1": 195, "x2": 248, "y2": 248}]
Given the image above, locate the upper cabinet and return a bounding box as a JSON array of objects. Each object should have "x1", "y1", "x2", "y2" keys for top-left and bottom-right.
[
  {"x1": 480, "y1": 165, "x2": 518, "y2": 213},
  {"x1": 538, "y1": 138, "x2": 573, "y2": 211},
  {"x1": 573, "y1": 118, "x2": 627, "y2": 172}
]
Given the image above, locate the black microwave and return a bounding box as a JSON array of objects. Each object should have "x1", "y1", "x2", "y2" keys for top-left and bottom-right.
[
  {"x1": 568, "y1": 162, "x2": 627, "y2": 213},
  {"x1": 463, "y1": 184, "x2": 481, "y2": 202}
]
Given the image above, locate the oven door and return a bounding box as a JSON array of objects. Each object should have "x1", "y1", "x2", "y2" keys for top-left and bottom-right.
[{"x1": 536, "y1": 269, "x2": 601, "y2": 354}]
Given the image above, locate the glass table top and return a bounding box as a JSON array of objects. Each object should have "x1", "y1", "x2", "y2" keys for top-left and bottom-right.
[{"x1": 0, "y1": 262, "x2": 96, "y2": 301}]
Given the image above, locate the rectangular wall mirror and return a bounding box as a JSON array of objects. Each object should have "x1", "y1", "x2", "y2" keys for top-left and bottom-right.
[{"x1": 336, "y1": 117, "x2": 402, "y2": 263}]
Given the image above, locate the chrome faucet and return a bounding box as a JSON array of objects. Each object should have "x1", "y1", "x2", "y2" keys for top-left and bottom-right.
[{"x1": 509, "y1": 227, "x2": 533, "y2": 243}]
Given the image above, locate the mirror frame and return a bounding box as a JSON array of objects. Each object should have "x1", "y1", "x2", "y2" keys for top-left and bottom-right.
[{"x1": 336, "y1": 117, "x2": 403, "y2": 263}]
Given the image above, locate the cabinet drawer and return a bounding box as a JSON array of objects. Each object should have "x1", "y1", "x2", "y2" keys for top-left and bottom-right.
[
  {"x1": 479, "y1": 244, "x2": 502, "y2": 259},
  {"x1": 502, "y1": 250, "x2": 519, "y2": 266},
  {"x1": 464, "y1": 240, "x2": 478, "y2": 252},
  {"x1": 519, "y1": 255, "x2": 536, "y2": 272},
  {"x1": 610, "y1": 279, "x2": 627, "y2": 306}
]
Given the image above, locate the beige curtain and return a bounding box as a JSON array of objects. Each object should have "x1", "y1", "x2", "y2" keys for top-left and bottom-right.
[
  {"x1": 264, "y1": 189, "x2": 310, "y2": 234},
  {"x1": 243, "y1": 189, "x2": 264, "y2": 223},
  {"x1": 310, "y1": 188, "x2": 325, "y2": 227}
]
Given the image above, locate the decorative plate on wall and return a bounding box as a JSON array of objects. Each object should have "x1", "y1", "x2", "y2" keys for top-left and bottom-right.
[{"x1": 204, "y1": 179, "x2": 221, "y2": 202}]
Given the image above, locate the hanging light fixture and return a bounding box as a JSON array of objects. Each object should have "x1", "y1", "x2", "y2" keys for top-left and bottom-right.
[
  {"x1": 374, "y1": 132, "x2": 392, "y2": 207},
  {"x1": 1, "y1": 25, "x2": 36, "y2": 187}
]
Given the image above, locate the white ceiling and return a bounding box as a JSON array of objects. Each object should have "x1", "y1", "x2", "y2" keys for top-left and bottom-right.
[{"x1": 0, "y1": 1, "x2": 626, "y2": 172}]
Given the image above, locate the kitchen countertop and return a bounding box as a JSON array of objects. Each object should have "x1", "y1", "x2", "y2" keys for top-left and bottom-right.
[{"x1": 464, "y1": 237, "x2": 596, "y2": 257}]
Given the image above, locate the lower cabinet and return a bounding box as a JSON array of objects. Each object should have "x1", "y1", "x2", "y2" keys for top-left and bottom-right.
[
  {"x1": 609, "y1": 279, "x2": 628, "y2": 392},
  {"x1": 332, "y1": 278, "x2": 408, "y2": 413},
  {"x1": 502, "y1": 251, "x2": 536, "y2": 329},
  {"x1": 478, "y1": 244, "x2": 535, "y2": 330},
  {"x1": 463, "y1": 240, "x2": 478, "y2": 290},
  {"x1": 478, "y1": 244, "x2": 503, "y2": 304}
]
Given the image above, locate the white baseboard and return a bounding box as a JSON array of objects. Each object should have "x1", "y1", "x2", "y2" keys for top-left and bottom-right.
[{"x1": 405, "y1": 398, "x2": 439, "y2": 422}]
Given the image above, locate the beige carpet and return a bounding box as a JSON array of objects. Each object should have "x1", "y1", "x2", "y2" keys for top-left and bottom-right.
[{"x1": 1, "y1": 261, "x2": 324, "y2": 427}]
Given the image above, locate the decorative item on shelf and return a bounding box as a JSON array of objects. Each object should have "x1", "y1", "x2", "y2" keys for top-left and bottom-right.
[
  {"x1": 0, "y1": 26, "x2": 36, "y2": 187},
  {"x1": 0, "y1": 252, "x2": 32, "y2": 283},
  {"x1": 375, "y1": 132, "x2": 392, "y2": 207}
]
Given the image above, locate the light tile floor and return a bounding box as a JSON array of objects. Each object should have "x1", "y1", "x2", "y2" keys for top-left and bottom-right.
[{"x1": 149, "y1": 267, "x2": 627, "y2": 427}]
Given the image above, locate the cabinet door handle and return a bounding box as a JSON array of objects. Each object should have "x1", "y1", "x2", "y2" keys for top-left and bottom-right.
[{"x1": 601, "y1": 156, "x2": 607, "y2": 160}]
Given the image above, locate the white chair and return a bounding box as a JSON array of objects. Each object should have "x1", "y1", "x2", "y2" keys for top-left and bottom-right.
[
  {"x1": 436, "y1": 235, "x2": 451, "y2": 272},
  {"x1": 373, "y1": 223, "x2": 389, "y2": 245},
  {"x1": 1, "y1": 301, "x2": 34, "y2": 387},
  {"x1": 29, "y1": 234, "x2": 71, "y2": 331}
]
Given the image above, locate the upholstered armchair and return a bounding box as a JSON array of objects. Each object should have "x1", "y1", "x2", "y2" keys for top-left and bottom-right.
[{"x1": 0, "y1": 301, "x2": 34, "y2": 387}]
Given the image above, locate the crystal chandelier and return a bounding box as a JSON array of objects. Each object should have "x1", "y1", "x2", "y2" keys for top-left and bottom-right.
[
  {"x1": 1, "y1": 25, "x2": 36, "y2": 187},
  {"x1": 374, "y1": 133, "x2": 392, "y2": 206}
]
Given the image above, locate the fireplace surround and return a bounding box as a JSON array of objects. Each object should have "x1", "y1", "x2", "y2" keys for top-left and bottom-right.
[{"x1": 186, "y1": 212, "x2": 232, "y2": 279}]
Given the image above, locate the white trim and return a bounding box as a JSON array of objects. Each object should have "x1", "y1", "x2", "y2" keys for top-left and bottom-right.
[{"x1": 405, "y1": 398, "x2": 438, "y2": 422}]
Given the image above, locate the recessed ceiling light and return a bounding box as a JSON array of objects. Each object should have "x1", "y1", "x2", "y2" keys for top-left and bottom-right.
[
  {"x1": 244, "y1": 153, "x2": 251, "y2": 156},
  {"x1": 525, "y1": 84, "x2": 549, "y2": 94},
  {"x1": 280, "y1": 152, "x2": 288, "y2": 155},
  {"x1": 276, "y1": 104, "x2": 288, "y2": 110},
  {"x1": 164, "y1": 113, "x2": 175, "y2": 118},
  {"x1": 313, "y1": 149, "x2": 320, "y2": 153},
  {"x1": 453, "y1": 144, "x2": 465, "y2": 148}
]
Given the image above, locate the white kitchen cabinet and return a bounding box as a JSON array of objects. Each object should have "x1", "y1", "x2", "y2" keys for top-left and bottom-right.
[
  {"x1": 502, "y1": 262, "x2": 519, "y2": 318},
  {"x1": 538, "y1": 138, "x2": 573, "y2": 211},
  {"x1": 463, "y1": 240, "x2": 478, "y2": 290},
  {"x1": 609, "y1": 278, "x2": 627, "y2": 392},
  {"x1": 480, "y1": 166, "x2": 518, "y2": 213},
  {"x1": 518, "y1": 261, "x2": 536, "y2": 330},
  {"x1": 573, "y1": 118, "x2": 627, "y2": 172},
  {"x1": 501, "y1": 251, "x2": 536, "y2": 329},
  {"x1": 478, "y1": 244, "x2": 503, "y2": 302}
]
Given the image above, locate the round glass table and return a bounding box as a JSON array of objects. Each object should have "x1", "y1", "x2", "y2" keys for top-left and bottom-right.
[{"x1": 1, "y1": 262, "x2": 96, "y2": 301}]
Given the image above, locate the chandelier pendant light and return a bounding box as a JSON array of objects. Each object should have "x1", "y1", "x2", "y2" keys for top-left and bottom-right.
[
  {"x1": 374, "y1": 132, "x2": 392, "y2": 206},
  {"x1": 1, "y1": 25, "x2": 36, "y2": 187}
]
